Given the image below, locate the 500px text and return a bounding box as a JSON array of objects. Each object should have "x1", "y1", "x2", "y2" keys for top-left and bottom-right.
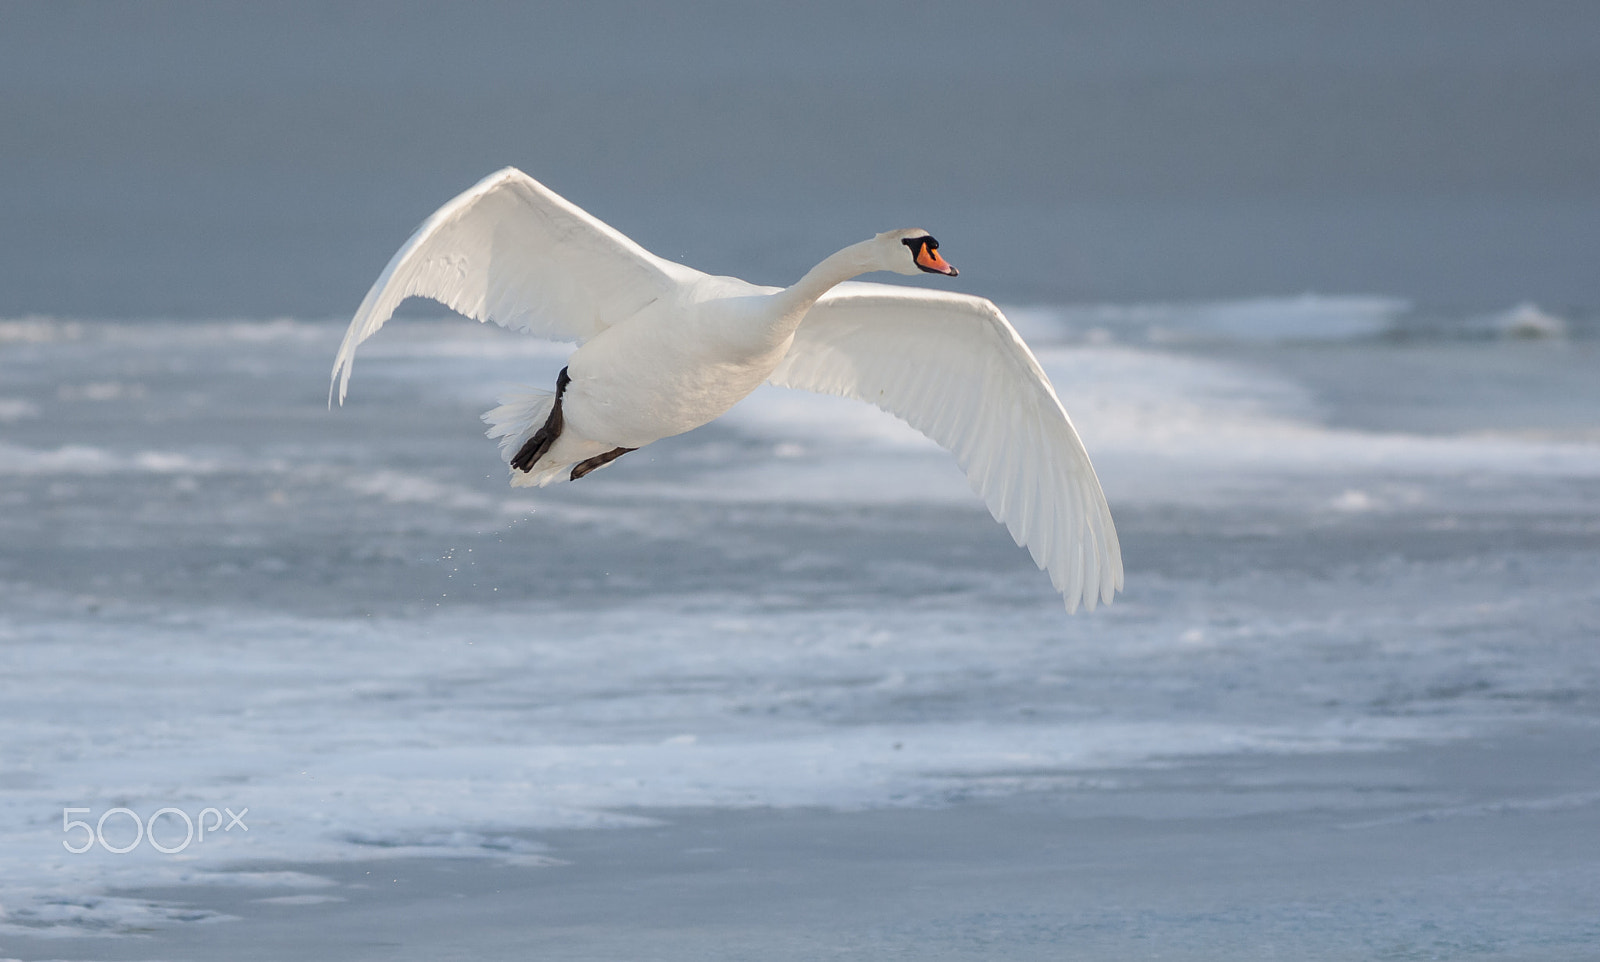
[{"x1": 62, "y1": 806, "x2": 248, "y2": 854}]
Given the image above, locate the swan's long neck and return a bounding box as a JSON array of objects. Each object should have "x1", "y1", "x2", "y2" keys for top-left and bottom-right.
[{"x1": 769, "y1": 238, "x2": 879, "y2": 324}]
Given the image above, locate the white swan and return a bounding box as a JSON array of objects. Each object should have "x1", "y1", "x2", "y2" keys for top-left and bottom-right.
[{"x1": 330, "y1": 168, "x2": 1121, "y2": 611}]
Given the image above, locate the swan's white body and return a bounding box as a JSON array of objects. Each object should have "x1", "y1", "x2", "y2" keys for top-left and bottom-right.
[{"x1": 331, "y1": 168, "x2": 1122, "y2": 610}]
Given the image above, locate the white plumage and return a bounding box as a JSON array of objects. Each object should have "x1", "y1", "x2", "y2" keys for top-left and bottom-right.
[{"x1": 331, "y1": 167, "x2": 1122, "y2": 611}]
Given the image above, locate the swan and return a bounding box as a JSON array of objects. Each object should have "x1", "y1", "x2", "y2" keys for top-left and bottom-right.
[{"x1": 330, "y1": 168, "x2": 1121, "y2": 611}]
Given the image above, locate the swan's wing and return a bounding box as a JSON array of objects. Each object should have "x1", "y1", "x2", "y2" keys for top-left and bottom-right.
[
  {"x1": 770, "y1": 281, "x2": 1122, "y2": 611},
  {"x1": 331, "y1": 167, "x2": 692, "y2": 404}
]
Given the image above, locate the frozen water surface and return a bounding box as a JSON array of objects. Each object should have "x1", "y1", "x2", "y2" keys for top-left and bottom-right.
[{"x1": 0, "y1": 308, "x2": 1597, "y2": 959}]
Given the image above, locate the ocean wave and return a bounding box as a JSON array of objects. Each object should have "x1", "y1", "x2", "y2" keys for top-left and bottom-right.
[{"x1": 1004, "y1": 296, "x2": 1591, "y2": 345}]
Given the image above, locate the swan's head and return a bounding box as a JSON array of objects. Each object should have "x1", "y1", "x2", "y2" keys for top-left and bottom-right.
[{"x1": 876, "y1": 229, "x2": 958, "y2": 277}]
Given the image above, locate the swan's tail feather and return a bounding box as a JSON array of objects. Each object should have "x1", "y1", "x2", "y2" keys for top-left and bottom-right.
[
  {"x1": 484, "y1": 389, "x2": 569, "y2": 487},
  {"x1": 484, "y1": 388, "x2": 553, "y2": 459}
]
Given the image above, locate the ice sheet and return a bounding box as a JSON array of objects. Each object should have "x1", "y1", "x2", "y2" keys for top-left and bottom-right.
[{"x1": 0, "y1": 310, "x2": 1596, "y2": 938}]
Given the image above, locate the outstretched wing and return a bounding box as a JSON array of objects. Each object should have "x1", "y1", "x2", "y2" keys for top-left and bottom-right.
[
  {"x1": 770, "y1": 281, "x2": 1122, "y2": 611},
  {"x1": 331, "y1": 167, "x2": 693, "y2": 404}
]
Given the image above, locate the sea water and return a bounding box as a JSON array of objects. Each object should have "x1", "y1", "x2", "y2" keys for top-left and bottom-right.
[{"x1": 0, "y1": 301, "x2": 1595, "y2": 937}]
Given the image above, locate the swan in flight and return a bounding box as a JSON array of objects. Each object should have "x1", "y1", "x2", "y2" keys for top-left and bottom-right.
[{"x1": 330, "y1": 168, "x2": 1121, "y2": 611}]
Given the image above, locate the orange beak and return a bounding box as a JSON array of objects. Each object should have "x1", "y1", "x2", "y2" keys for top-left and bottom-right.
[{"x1": 916, "y1": 243, "x2": 958, "y2": 276}]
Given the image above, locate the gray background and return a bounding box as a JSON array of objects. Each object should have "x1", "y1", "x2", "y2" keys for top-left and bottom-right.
[
  {"x1": 4, "y1": 0, "x2": 1599, "y2": 317},
  {"x1": 5, "y1": 6, "x2": 1600, "y2": 957}
]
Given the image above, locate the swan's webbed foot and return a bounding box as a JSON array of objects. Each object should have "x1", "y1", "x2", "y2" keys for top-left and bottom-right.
[
  {"x1": 570, "y1": 446, "x2": 636, "y2": 480},
  {"x1": 510, "y1": 367, "x2": 570, "y2": 472}
]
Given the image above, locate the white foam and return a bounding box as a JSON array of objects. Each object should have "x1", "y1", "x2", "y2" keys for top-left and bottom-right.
[
  {"x1": 1496, "y1": 302, "x2": 1569, "y2": 339},
  {"x1": 344, "y1": 469, "x2": 496, "y2": 511},
  {"x1": 0, "y1": 443, "x2": 219, "y2": 477},
  {"x1": 603, "y1": 343, "x2": 1600, "y2": 512},
  {"x1": 1007, "y1": 295, "x2": 1409, "y2": 345},
  {"x1": 0, "y1": 316, "x2": 82, "y2": 343},
  {"x1": 0, "y1": 398, "x2": 39, "y2": 423}
]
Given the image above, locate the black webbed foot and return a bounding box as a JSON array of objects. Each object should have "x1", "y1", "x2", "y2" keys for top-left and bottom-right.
[
  {"x1": 570, "y1": 446, "x2": 636, "y2": 480},
  {"x1": 510, "y1": 367, "x2": 570, "y2": 472}
]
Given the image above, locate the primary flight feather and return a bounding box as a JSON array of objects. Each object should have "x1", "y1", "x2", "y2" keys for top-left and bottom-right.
[{"x1": 331, "y1": 167, "x2": 1122, "y2": 611}]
